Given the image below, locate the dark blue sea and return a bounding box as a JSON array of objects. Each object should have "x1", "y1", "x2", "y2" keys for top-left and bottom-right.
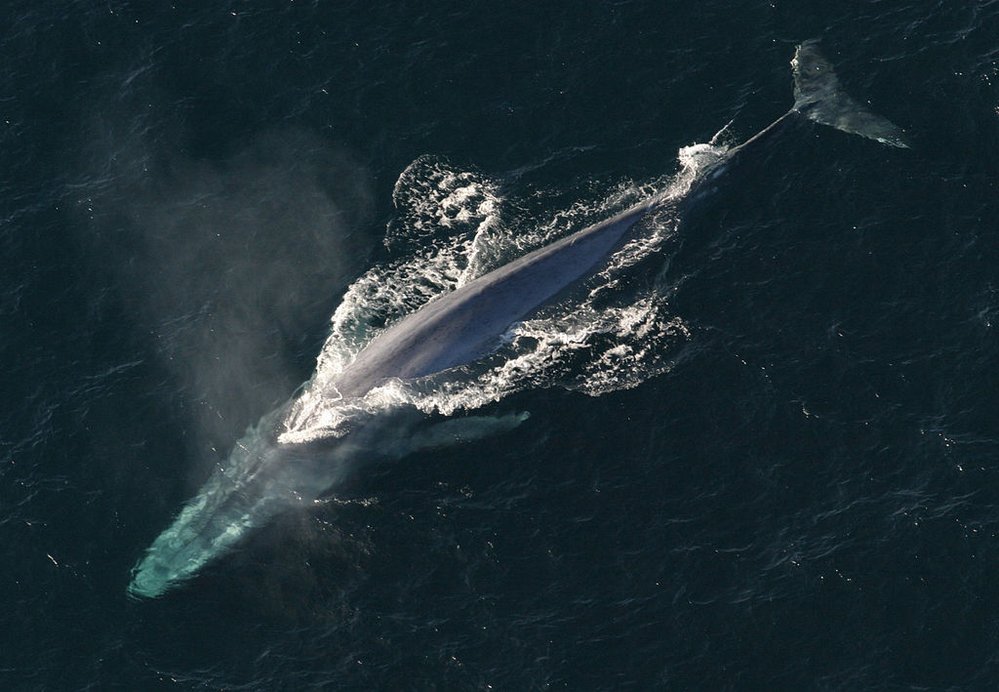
[{"x1": 5, "y1": 1, "x2": 999, "y2": 689}]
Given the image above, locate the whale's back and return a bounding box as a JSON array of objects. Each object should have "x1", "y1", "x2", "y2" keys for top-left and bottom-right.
[{"x1": 333, "y1": 201, "x2": 653, "y2": 397}]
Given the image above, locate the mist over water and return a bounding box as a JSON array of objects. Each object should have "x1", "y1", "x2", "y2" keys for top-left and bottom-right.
[
  {"x1": 5, "y1": 1, "x2": 999, "y2": 689},
  {"x1": 76, "y1": 127, "x2": 375, "y2": 455}
]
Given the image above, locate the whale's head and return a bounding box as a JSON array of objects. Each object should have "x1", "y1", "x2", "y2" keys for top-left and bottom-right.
[
  {"x1": 127, "y1": 408, "x2": 359, "y2": 599},
  {"x1": 127, "y1": 394, "x2": 524, "y2": 598},
  {"x1": 127, "y1": 429, "x2": 294, "y2": 599}
]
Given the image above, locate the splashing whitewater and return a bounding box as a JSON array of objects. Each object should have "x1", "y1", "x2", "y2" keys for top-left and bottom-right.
[{"x1": 280, "y1": 143, "x2": 725, "y2": 444}]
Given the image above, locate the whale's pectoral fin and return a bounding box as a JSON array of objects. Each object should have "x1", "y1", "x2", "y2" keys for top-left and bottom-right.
[
  {"x1": 408, "y1": 411, "x2": 531, "y2": 452},
  {"x1": 791, "y1": 39, "x2": 909, "y2": 148}
]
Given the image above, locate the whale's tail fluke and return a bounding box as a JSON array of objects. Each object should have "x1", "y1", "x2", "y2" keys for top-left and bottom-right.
[{"x1": 791, "y1": 39, "x2": 909, "y2": 148}]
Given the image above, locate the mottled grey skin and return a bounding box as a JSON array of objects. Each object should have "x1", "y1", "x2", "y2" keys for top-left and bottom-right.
[{"x1": 334, "y1": 200, "x2": 657, "y2": 396}]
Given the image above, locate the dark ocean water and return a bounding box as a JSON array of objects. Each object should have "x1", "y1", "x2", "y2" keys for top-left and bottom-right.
[{"x1": 5, "y1": 1, "x2": 999, "y2": 689}]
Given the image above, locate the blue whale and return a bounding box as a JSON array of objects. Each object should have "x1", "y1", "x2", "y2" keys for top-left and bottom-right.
[{"x1": 127, "y1": 41, "x2": 907, "y2": 598}]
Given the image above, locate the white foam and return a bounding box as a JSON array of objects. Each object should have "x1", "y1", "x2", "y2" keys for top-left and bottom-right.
[{"x1": 281, "y1": 144, "x2": 725, "y2": 443}]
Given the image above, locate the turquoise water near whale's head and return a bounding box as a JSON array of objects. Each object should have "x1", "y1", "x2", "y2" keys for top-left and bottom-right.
[{"x1": 5, "y1": 2, "x2": 999, "y2": 688}]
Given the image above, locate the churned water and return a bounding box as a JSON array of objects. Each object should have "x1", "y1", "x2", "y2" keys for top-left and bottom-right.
[{"x1": 3, "y1": 1, "x2": 999, "y2": 689}]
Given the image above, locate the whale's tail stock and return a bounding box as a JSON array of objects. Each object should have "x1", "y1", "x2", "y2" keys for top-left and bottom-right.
[{"x1": 791, "y1": 39, "x2": 909, "y2": 148}]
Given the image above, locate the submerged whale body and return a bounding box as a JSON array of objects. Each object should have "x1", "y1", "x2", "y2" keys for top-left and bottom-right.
[{"x1": 127, "y1": 41, "x2": 907, "y2": 599}]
